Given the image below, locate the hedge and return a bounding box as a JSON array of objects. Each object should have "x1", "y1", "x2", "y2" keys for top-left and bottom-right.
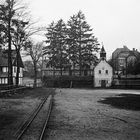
[{"x1": 42, "y1": 76, "x2": 94, "y2": 88}]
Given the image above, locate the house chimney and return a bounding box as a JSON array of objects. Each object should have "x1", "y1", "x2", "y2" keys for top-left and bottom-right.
[{"x1": 123, "y1": 45, "x2": 127, "y2": 49}]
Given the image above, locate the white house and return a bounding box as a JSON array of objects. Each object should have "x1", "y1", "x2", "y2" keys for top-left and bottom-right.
[
  {"x1": 0, "y1": 50, "x2": 24, "y2": 85},
  {"x1": 94, "y1": 46, "x2": 113, "y2": 87}
]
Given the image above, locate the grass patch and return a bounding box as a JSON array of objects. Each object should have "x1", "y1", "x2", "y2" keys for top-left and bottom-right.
[
  {"x1": 0, "y1": 87, "x2": 55, "y2": 99},
  {"x1": 0, "y1": 114, "x2": 17, "y2": 129},
  {"x1": 98, "y1": 94, "x2": 140, "y2": 111}
]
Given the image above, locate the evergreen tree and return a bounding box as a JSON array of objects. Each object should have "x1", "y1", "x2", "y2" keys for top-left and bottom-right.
[
  {"x1": 43, "y1": 21, "x2": 57, "y2": 76},
  {"x1": 44, "y1": 19, "x2": 68, "y2": 76},
  {"x1": 67, "y1": 11, "x2": 99, "y2": 75},
  {"x1": 44, "y1": 11, "x2": 99, "y2": 76}
]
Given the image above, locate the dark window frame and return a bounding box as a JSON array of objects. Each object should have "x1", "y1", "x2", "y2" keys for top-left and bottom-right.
[{"x1": 106, "y1": 70, "x2": 108, "y2": 74}]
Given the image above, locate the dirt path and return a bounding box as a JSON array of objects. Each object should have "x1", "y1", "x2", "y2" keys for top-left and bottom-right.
[{"x1": 46, "y1": 89, "x2": 140, "y2": 140}]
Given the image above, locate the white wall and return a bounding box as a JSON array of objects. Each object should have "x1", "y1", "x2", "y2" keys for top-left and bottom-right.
[
  {"x1": 2, "y1": 67, "x2": 8, "y2": 72},
  {"x1": 94, "y1": 60, "x2": 113, "y2": 87},
  {"x1": 0, "y1": 66, "x2": 23, "y2": 85},
  {"x1": 0, "y1": 78, "x2": 8, "y2": 84},
  {"x1": 12, "y1": 67, "x2": 23, "y2": 85}
]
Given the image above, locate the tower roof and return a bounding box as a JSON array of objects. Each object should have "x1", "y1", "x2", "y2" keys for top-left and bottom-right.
[
  {"x1": 100, "y1": 45, "x2": 106, "y2": 53},
  {"x1": 100, "y1": 44, "x2": 106, "y2": 60}
]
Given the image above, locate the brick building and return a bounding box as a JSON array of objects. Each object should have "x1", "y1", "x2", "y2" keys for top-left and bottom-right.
[{"x1": 112, "y1": 46, "x2": 140, "y2": 75}]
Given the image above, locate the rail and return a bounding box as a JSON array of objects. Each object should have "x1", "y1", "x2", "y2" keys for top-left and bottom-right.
[
  {"x1": 14, "y1": 95, "x2": 52, "y2": 140},
  {"x1": 39, "y1": 95, "x2": 53, "y2": 140}
]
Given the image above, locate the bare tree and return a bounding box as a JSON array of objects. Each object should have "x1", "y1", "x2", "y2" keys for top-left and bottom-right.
[{"x1": 25, "y1": 40, "x2": 43, "y2": 87}]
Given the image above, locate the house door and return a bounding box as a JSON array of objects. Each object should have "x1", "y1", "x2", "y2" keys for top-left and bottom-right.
[{"x1": 101, "y1": 80, "x2": 106, "y2": 88}]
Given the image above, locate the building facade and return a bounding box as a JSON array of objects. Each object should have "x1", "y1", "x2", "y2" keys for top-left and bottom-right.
[
  {"x1": 94, "y1": 46, "x2": 113, "y2": 87},
  {"x1": 42, "y1": 55, "x2": 98, "y2": 77},
  {"x1": 0, "y1": 49, "x2": 24, "y2": 85},
  {"x1": 112, "y1": 46, "x2": 140, "y2": 75}
]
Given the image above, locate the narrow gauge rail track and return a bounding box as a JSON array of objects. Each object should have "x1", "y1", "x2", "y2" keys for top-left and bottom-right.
[
  {"x1": 14, "y1": 94, "x2": 53, "y2": 140},
  {"x1": 39, "y1": 95, "x2": 52, "y2": 140}
]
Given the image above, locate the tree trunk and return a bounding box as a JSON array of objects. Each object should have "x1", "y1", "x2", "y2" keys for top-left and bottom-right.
[
  {"x1": 16, "y1": 49, "x2": 20, "y2": 86},
  {"x1": 60, "y1": 43, "x2": 62, "y2": 76},
  {"x1": 8, "y1": 19, "x2": 13, "y2": 85},
  {"x1": 79, "y1": 50, "x2": 82, "y2": 76},
  {"x1": 33, "y1": 61, "x2": 37, "y2": 88},
  {"x1": 79, "y1": 24, "x2": 82, "y2": 76},
  {"x1": 53, "y1": 66, "x2": 55, "y2": 77},
  {"x1": 69, "y1": 67, "x2": 71, "y2": 76},
  {"x1": 73, "y1": 63, "x2": 75, "y2": 76}
]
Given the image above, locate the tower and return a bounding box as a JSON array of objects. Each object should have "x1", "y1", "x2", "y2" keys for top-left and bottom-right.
[{"x1": 100, "y1": 45, "x2": 106, "y2": 60}]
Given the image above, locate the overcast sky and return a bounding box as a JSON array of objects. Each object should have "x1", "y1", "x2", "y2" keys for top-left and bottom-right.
[{"x1": 25, "y1": 0, "x2": 140, "y2": 58}]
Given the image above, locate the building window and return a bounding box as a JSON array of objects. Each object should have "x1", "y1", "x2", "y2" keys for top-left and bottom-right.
[
  {"x1": 5, "y1": 78, "x2": 8, "y2": 84},
  {"x1": 3, "y1": 67, "x2": 7, "y2": 72},
  {"x1": 2, "y1": 78, "x2": 4, "y2": 84},
  {"x1": 99, "y1": 70, "x2": 101, "y2": 74},
  {"x1": 0, "y1": 67, "x2": 2, "y2": 72},
  {"x1": 106, "y1": 70, "x2": 108, "y2": 74},
  {"x1": 14, "y1": 67, "x2": 16, "y2": 73}
]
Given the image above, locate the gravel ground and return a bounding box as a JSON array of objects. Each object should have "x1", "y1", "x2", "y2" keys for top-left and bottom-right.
[{"x1": 46, "y1": 89, "x2": 140, "y2": 140}]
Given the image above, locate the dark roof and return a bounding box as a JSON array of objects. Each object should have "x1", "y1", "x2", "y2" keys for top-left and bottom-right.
[
  {"x1": 0, "y1": 51, "x2": 8, "y2": 66},
  {"x1": 13, "y1": 53, "x2": 24, "y2": 68},
  {"x1": 132, "y1": 50, "x2": 140, "y2": 59},
  {"x1": 0, "y1": 49, "x2": 24, "y2": 68},
  {"x1": 100, "y1": 46, "x2": 106, "y2": 53},
  {"x1": 112, "y1": 46, "x2": 130, "y2": 59},
  {"x1": 117, "y1": 49, "x2": 140, "y2": 60}
]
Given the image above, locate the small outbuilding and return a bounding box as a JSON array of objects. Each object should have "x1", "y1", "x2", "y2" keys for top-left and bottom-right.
[{"x1": 94, "y1": 46, "x2": 113, "y2": 87}]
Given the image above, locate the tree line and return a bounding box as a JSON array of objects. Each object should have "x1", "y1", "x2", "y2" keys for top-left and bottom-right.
[
  {"x1": 0, "y1": 0, "x2": 100, "y2": 86},
  {"x1": 43, "y1": 11, "x2": 100, "y2": 76}
]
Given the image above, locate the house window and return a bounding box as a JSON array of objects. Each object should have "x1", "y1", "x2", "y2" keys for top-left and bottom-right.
[
  {"x1": 106, "y1": 70, "x2": 108, "y2": 74},
  {"x1": 0, "y1": 67, "x2": 2, "y2": 72},
  {"x1": 99, "y1": 70, "x2": 101, "y2": 74},
  {"x1": 3, "y1": 67, "x2": 7, "y2": 72},
  {"x1": 14, "y1": 67, "x2": 16, "y2": 73},
  {"x1": 2, "y1": 78, "x2": 4, "y2": 84},
  {"x1": 5, "y1": 78, "x2": 8, "y2": 84}
]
